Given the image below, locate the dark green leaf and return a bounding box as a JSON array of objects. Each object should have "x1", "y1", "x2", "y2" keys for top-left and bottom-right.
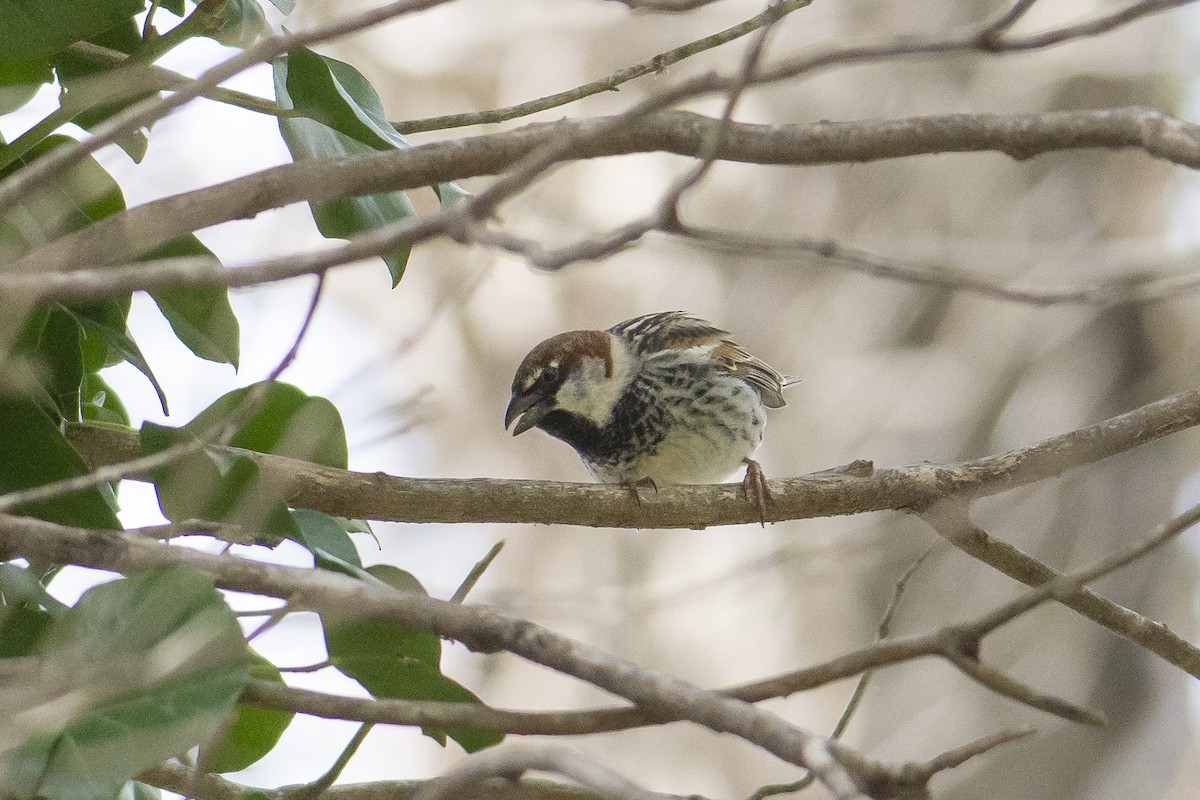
[
  {"x1": 0, "y1": 604, "x2": 55, "y2": 657},
  {"x1": 181, "y1": 382, "x2": 348, "y2": 469},
  {"x1": 0, "y1": 59, "x2": 52, "y2": 115},
  {"x1": 81, "y1": 372, "x2": 131, "y2": 427},
  {"x1": 0, "y1": 568, "x2": 249, "y2": 800},
  {"x1": 0, "y1": 564, "x2": 64, "y2": 657},
  {"x1": 140, "y1": 383, "x2": 346, "y2": 541},
  {"x1": 198, "y1": 456, "x2": 298, "y2": 542},
  {"x1": 0, "y1": 396, "x2": 121, "y2": 530},
  {"x1": 44, "y1": 20, "x2": 150, "y2": 162},
  {"x1": 51, "y1": 18, "x2": 151, "y2": 162},
  {"x1": 144, "y1": 237, "x2": 239, "y2": 367},
  {"x1": 0, "y1": 135, "x2": 125, "y2": 266},
  {"x1": 273, "y1": 53, "x2": 413, "y2": 285},
  {"x1": 204, "y1": 651, "x2": 294, "y2": 773},
  {"x1": 66, "y1": 302, "x2": 168, "y2": 415},
  {"x1": 37, "y1": 309, "x2": 85, "y2": 421},
  {"x1": 323, "y1": 566, "x2": 503, "y2": 752},
  {"x1": 210, "y1": 0, "x2": 267, "y2": 48},
  {"x1": 0, "y1": 563, "x2": 67, "y2": 616},
  {"x1": 0, "y1": 0, "x2": 144, "y2": 61},
  {"x1": 283, "y1": 49, "x2": 470, "y2": 209},
  {"x1": 140, "y1": 428, "x2": 295, "y2": 545},
  {"x1": 291, "y1": 508, "x2": 362, "y2": 571}
]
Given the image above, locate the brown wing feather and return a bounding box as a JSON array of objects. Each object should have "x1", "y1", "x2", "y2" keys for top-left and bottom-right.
[{"x1": 612, "y1": 312, "x2": 794, "y2": 407}]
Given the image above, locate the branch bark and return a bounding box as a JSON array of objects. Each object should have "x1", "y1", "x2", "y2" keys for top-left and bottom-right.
[
  {"x1": 11, "y1": 108, "x2": 1200, "y2": 284},
  {"x1": 63, "y1": 387, "x2": 1200, "y2": 528}
]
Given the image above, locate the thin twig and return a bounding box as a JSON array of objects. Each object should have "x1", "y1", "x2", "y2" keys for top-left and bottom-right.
[
  {"x1": 0, "y1": 0, "x2": 455, "y2": 213},
  {"x1": 288, "y1": 724, "x2": 374, "y2": 800},
  {"x1": 390, "y1": 0, "x2": 814, "y2": 134}
]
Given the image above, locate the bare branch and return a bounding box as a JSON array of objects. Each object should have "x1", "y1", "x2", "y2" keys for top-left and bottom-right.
[
  {"x1": 0, "y1": 515, "x2": 884, "y2": 798},
  {"x1": 63, "y1": 387, "x2": 1200, "y2": 529},
  {"x1": 10, "y1": 108, "x2": 1200, "y2": 303},
  {"x1": 413, "y1": 744, "x2": 665, "y2": 800},
  {"x1": 0, "y1": 0, "x2": 456, "y2": 213},
  {"x1": 674, "y1": 225, "x2": 1200, "y2": 307},
  {"x1": 392, "y1": 0, "x2": 815, "y2": 134}
]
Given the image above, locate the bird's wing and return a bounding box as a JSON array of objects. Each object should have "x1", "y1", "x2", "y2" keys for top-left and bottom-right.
[
  {"x1": 608, "y1": 311, "x2": 729, "y2": 356},
  {"x1": 611, "y1": 311, "x2": 792, "y2": 408}
]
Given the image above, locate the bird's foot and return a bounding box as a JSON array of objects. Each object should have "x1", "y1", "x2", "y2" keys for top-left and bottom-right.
[
  {"x1": 741, "y1": 458, "x2": 771, "y2": 526},
  {"x1": 624, "y1": 476, "x2": 658, "y2": 506}
]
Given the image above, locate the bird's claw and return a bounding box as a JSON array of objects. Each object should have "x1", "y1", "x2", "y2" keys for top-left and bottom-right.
[
  {"x1": 624, "y1": 476, "x2": 658, "y2": 506},
  {"x1": 741, "y1": 458, "x2": 771, "y2": 526}
]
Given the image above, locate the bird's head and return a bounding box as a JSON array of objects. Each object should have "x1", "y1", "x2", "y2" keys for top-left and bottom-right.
[{"x1": 505, "y1": 329, "x2": 632, "y2": 436}]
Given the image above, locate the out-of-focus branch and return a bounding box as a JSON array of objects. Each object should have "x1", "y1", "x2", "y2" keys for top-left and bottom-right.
[
  {"x1": 412, "y1": 744, "x2": 665, "y2": 800},
  {"x1": 673, "y1": 225, "x2": 1200, "y2": 307},
  {"x1": 140, "y1": 760, "x2": 677, "y2": 800},
  {"x1": 63, "y1": 387, "x2": 1200, "y2": 529},
  {"x1": 11, "y1": 107, "x2": 1200, "y2": 291},
  {"x1": 0, "y1": 0, "x2": 456, "y2": 213},
  {"x1": 392, "y1": 0, "x2": 813, "y2": 133},
  {"x1": 0, "y1": 515, "x2": 920, "y2": 799}
]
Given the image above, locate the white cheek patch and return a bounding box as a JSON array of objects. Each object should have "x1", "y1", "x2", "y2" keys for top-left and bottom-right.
[{"x1": 554, "y1": 345, "x2": 632, "y2": 425}]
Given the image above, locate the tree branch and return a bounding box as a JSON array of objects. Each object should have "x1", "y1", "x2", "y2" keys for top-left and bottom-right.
[
  {"x1": 62, "y1": 387, "x2": 1200, "y2": 529},
  {"x1": 0, "y1": 516, "x2": 893, "y2": 798},
  {"x1": 12, "y1": 108, "x2": 1200, "y2": 288}
]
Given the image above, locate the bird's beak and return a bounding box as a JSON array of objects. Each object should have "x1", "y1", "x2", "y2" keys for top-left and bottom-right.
[{"x1": 505, "y1": 391, "x2": 551, "y2": 435}]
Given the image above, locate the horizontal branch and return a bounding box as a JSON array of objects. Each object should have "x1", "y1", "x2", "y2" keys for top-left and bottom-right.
[
  {"x1": 64, "y1": 387, "x2": 1200, "y2": 528},
  {"x1": 140, "y1": 761, "x2": 648, "y2": 800},
  {"x1": 0, "y1": 515, "x2": 884, "y2": 796},
  {"x1": 13, "y1": 108, "x2": 1200, "y2": 283}
]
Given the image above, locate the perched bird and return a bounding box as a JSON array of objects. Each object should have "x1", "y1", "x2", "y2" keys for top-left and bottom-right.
[{"x1": 504, "y1": 311, "x2": 796, "y2": 521}]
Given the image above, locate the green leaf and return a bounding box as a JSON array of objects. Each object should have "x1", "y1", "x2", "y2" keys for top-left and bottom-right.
[
  {"x1": 0, "y1": 396, "x2": 122, "y2": 530},
  {"x1": 0, "y1": 135, "x2": 125, "y2": 265},
  {"x1": 0, "y1": 568, "x2": 249, "y2": 800},
  {"x1": 0, "y1": 604, "x2": 55, "y2": 657},
  {"x1": 273, "y1": 52, "x2": 414, "y2": 285},
  {"x1": 81, "y1": 372, "x2": 131, "y2": 427},
  {"x1": 146, "y1": 244, "x2": 240, "y2": 367},
  {"x1": 182, "y1": 382, "x2": 349, "y2": 469},
  {"x1": 140, "y1": 383, "x2": 346, "y2": 541},
  {"x1": 0, "y1": 563, "x2": 68, "y2": 616},
  {"x1": 56, "y1": 19, "x2": 151, "y2": 162},
  {"x1": 291, "y1": 508, "x2": 362, "y2": 571},
  {"x1": 282, "y1": 49, "x2": 471, "y2": 209},
  {"x1": 0, "y1": 564, "x2": 66, "y2": 657},
  {"x1": 140, "y1": 430, "x2": 296, "y2": 545},
  {"x1": 0, "y1": 0, "x2": 144, "y2": 62},
  {"x1": 36, "y1": 309, "x2": 85, "y2": 421},
  {"x1": 0, "y1": 59, "x2": 52, "y2": 115},
  {"x1": 65, "y1": 301, "x2": 168, "y2": 415},
  {"x1": 210, "y1": 0, "x2": 267, "y2": 48},
  {"x1": 50, "y1": 18, "x2": 151, "y2": 162},
  {"x1": 204, "y1": 651, "x2": 294, "y2": 773},
  {"x1": 323, "y1": 566, "x2": 503, "y2": 752}
]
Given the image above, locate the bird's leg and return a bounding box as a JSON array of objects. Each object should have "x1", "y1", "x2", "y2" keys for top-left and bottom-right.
[
  {"x1": 624, "y1": 476, "x2": 658, "y2": 505},
  {"x1": 741, "y1": 458, "x2": 771, "y2": 526}
]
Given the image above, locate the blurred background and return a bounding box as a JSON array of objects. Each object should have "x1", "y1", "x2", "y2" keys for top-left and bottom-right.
[{"x1": 8, "y1": 0, "x2": 1200, "y2": 797}]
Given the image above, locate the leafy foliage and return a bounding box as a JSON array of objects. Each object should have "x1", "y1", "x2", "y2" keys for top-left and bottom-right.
[
  {"x1": 0, "y1": 568, "x2": 248, "y2": 800},
  {"x1": 0, "y1": 1, "x2": 503, "y2": 796}
]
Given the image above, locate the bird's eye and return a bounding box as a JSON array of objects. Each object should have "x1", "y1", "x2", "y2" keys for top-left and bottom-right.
[{"x1": 541, "y1": 366, "x2": 560, "y2": 384}]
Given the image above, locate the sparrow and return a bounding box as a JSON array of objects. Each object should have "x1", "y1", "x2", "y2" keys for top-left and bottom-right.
[{"x1": 504, "y1": 311, "x2": 796, "y2": 522}]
